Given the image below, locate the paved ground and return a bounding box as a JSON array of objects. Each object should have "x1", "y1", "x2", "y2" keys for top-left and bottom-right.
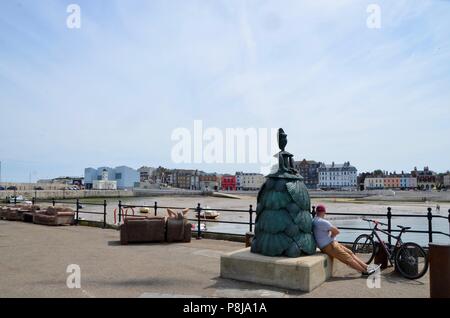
[{"x1": 0, "y1": 220, "x2": 430, "y2": 298}]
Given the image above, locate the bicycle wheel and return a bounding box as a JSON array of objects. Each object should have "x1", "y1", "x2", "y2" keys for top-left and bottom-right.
[
  {"x1": 352, "y1": 234, "x2": 376, "y2": 264},
  {"x1": 395, "y1": 242, "x2": 429, "y2": 279}
]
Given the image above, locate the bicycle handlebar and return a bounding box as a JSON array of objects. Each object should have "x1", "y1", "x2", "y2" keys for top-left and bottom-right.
[{"x1": 362, "y1": 218, "x2": 389, "y2": 227}]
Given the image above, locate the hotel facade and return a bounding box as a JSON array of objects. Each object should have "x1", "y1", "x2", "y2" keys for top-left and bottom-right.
[{"x1": 318, "y1": 162, "x2": 358, "y2": 190}]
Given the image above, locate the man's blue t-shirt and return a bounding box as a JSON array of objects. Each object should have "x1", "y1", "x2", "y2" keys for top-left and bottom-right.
[{"x1": 312, "y1": 217, "x2": 335, "y2": 249}]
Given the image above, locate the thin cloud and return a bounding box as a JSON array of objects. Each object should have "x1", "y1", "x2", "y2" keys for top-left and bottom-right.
[{"x1": 0, "y1": 0, "x2": 449, "y2": 181}]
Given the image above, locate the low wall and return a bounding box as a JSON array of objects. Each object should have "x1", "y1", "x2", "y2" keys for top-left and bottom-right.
[
  {"x1": 0, "y1": 189, "x2": 134, "y2": 201},
  {"x1": 361, "y1": 191, "x2": 450, "y2": 202},
  {"x1": 3, "y1": 188, "x2": 449, "y2": 202},
  {"x1": 133, "y1": 188, "x2": 209, "y2": 196}
]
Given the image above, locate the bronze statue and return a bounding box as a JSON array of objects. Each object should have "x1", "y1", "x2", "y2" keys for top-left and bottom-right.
[
  {"x1": 251, "y1": 128, "x2": 316, "y2": 257},
  {"x1": 277, "y1": 128, "x2": 298, "y2": 175}
]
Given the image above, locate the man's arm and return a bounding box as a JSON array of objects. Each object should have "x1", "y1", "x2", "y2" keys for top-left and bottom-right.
[{"x1": 330, "y1": 226, "x2": 340, "y2": 237}]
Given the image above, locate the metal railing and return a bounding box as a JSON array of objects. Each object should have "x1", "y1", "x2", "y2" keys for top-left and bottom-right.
[
  {"x1": 310, "y1": 206, "x2": 450, "y2": 246},
  {"x1": 119, "y1": 201, "x2": 254, "y2": 240},
  {"x1": 30, "y1": 198, "x2": 108, "y2": 228},
  {"x1": 119, "y1": 202, "x2": 450, "y2": 246},
  {"x1": 5, "y1": 197, "x2": 450, "y2": 246}
]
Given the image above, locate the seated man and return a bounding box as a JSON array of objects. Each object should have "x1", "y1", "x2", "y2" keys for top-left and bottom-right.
[{"x1": 313, "y1": 204, "x2": 380, "y2": 275}]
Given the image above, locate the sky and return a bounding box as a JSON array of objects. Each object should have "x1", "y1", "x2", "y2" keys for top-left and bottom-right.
[{"x1": 1, "y1": 0, "x2": 450, "y2": 182}]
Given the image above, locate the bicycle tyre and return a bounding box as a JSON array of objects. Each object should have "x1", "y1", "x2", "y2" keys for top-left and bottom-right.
[
  {"x1": 352, "y1": 234, "x2": 376, "y2": 265},
  {"x1": 395, "y1": 242, "x2": 429, "y2": 279}
]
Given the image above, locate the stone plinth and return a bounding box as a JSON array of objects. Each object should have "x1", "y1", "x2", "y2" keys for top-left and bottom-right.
[{"x1": 220, "y1": 247, "x2": 332, "y2": 292}]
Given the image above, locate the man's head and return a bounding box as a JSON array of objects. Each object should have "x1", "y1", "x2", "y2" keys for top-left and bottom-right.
[{"x1": 316, "y1": 204, "x2": 326, "y2": 218}]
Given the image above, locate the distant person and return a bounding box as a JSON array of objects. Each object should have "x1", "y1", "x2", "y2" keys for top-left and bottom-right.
[
  {"x1": 313, "y1": 205, "x2": 380, "y2": 275},
  {"x1": 436, "y1": 204, "x2": 440, "y2": 212}
]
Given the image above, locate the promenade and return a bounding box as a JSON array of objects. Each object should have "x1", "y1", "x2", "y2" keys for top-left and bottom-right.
[{"x1": 0, "y1": 221, "x2": 429, "y2": 298}]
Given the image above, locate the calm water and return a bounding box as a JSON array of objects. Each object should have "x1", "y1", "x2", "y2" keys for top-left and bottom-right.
[{"x1": 64, "y1": 195, "x2": 450, "y2": 246}]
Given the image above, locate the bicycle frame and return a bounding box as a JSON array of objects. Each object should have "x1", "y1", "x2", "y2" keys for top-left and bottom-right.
[{"x1": 367, "y1": 222, "x2": 406, "y2": 265}]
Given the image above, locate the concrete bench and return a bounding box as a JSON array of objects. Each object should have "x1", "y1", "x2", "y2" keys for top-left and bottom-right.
[{"x1": 220, "y1": 247, "x2": 333, "y2": 292}]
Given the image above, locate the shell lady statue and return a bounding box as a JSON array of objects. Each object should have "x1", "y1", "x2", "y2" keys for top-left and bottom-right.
[{"x1": 251, "y1": 128, "x2": 317, "y2": 257}]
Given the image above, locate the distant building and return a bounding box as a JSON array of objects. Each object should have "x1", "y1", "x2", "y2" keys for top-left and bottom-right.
[
  {"x1": 84, "y1": 166, "x2": 139, "y2": 189},
  {"x1": 364, "y1": 177, "x2": 385, "y2": 189},
  {"x1": 364, "y1": 171, "x2": 417, "y2": 190},
  {"x1": 384, "y1": 175, "x2": 401, "y2": 189},
  {"x1": 151, "y1": 166, "x2": 172, "y2": 185},
  {"x1": 399, "y1": 175, "x2": 417, "y2": 189},
  {"x1": 37, "y1": 176, "x2": 84, "y2": 188},
  {"x1": 199, "y1": 173, "x2": 221, "y2": 191},
  {"x1": 169, "y1": 169, "x2": 202, "y2": 190},
  {"x1": 357, "y1": 172, "x2": 373, "y2": 191},
  {"x1": 235, "y1": 172, "x2": 265, "y2": 191},
  {"x1": 411, "y1": 167, "x2": 436, "y2": 190},
  {"x1": 93, "y1": 169, "x2": 117, "y2": 190},
  {"x1": 138, "y1": 166, "x2": 156, "y2": 183},
  {"x1": 293, "y1": 159, "x2": 321, "y2": 189},
  {"x1": 173, "y1": 170, "x2": 190, "y2": 189},
  {"x1": 443, "y1": 173, "x2": 450, "y2": 188},
  {"x1": 221, "y1": 175, "x2": 237, "y2": 191},
  {"x1": 137, "y1": 166, "x2": 157, "y2": 188},
  {"x1": 318, "y1": 162, "x2": 357, "y2": 190}
]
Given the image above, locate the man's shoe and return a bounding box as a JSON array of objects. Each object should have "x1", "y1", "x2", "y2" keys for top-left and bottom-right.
[{"x1": 367, "y1": 264, "x2": 381, "y2": 275}]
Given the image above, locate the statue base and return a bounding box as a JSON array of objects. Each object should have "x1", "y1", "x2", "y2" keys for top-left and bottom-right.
[{"x1": 220, "y1": 248, "x2": 332, "y2": 292}]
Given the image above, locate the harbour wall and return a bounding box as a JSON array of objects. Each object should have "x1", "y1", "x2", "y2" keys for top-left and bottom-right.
[
  {"x1": 1, "y1": 188, "x2": 449, "y2": 202},
  {"x1": 0, "y1": 189, "x2": 134, "y2": 200}
]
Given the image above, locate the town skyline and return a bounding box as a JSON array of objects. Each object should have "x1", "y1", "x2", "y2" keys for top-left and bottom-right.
[
  {"x1": 2, "y1": 158, "x2": 449, "y2": 186},
  {"x1": 1, "y1": 157, "x2": 450, "y2": 184}
]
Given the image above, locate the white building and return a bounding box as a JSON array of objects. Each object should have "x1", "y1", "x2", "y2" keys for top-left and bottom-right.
[
  {"x1": 93, "y1": 169, "x2": 117, "y2": 190},
  {"x1": 236, "y1": 172, "x2": 265, "y2": 191},
  {"x1": 444, "y1": 174, "x2": 450, "y2": 188},
  {"x1": 85, "y1": 166, "x2": 138, "y2": 189},
  {"x1": 318, "y1": 162, "x2": 357, "y2": 190},
  {"x1": 364, "y1": 177, "x2": 385, "y2": 189}
]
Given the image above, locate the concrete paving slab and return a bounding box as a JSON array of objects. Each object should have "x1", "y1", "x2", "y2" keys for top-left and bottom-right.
[{"x1": 0, "y1": 221, "x2": 430, "y2": 298}]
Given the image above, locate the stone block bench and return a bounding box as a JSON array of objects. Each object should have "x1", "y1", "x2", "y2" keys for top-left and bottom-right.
[{"x1": 220, "y1": 247, "x2": 333, "y2": 292}]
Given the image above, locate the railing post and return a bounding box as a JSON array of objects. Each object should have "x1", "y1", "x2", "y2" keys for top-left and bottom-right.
[
  {"x1": 52, "y1": 198, "x2": 55, "y2": 206},
  {"x1": 76, "y1": 198, "x2": 79, "y2": 225},
  {"x1": 249, "y1": 204, "x2": 253, "y2": 232},
  {"x1": 448, "y1": 209, "x2": 450, "y2": 239},
  {"x1": 427, "y1": 207, "x2": 433, "y2": 243},
  {"x1": 154, "y1": 201, "x2": 158, "y2": 216},
  {"x1": 387, "y1": 207, "x2": 392, "y2": 246},
  {"x1": 118, "y1": 200, "x2": 122, "y2": 223},
  {"x1": 311, "y1": 205, "x2": 316, "y2": 218},
  {"x1": 196, "y1": 203, "x2": 202, "y2": 240},
  {"x1": 103, "y1": 200, "x2": 107, "y2": 228},
  {"x1": 448, "y1": 209, "x2": 450, "y2": 235}
]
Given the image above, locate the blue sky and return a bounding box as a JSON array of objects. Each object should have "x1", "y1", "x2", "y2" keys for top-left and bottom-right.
[{"x1": 1, "y1": 0, "x2": 450, "y2": 182}]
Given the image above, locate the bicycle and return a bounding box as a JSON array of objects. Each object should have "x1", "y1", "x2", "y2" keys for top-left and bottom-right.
[{"x1": 352, "y1": 218, "x2": 429, "y2": 279}]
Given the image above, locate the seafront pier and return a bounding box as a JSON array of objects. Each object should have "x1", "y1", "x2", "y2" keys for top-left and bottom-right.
[{"x1": 0, "y1": 220, "x2": 431, "y2": 298}]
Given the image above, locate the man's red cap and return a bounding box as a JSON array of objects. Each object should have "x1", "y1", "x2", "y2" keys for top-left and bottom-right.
[{"x1": 316, "y1": 205, "x2": 326, "y2": 213}]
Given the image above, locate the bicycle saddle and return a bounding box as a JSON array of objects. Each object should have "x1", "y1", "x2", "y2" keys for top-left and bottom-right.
[{"x1": 397, "y1": 225, "x2": 411, "y2": 230}]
